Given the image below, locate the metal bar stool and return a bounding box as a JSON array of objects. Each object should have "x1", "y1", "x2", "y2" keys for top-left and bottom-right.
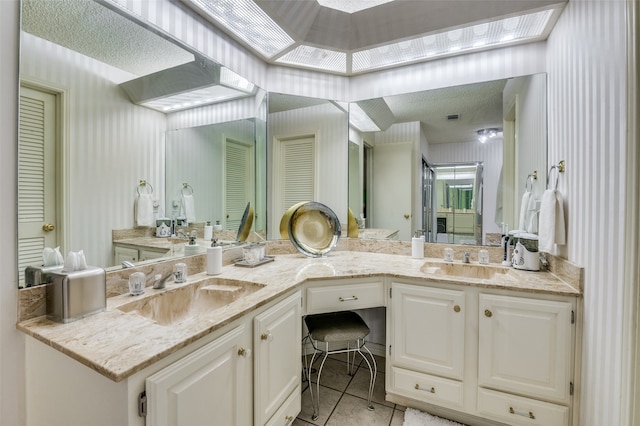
[{"x1": 303, "y1": 311, "x2": 377, "y2": 421}]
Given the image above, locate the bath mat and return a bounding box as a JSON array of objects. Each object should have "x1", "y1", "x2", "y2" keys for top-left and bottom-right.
[{"x1": 402, "y1": 408, "x2": 467, "y2": 426}]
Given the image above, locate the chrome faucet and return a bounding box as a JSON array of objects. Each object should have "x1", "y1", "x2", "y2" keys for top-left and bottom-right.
[
  {"x1": 153, "y1": 271, "x2": 174, "y2": 289},
  {"x1": 463, "y1": 252, "x2": 471, "y2": 263}
]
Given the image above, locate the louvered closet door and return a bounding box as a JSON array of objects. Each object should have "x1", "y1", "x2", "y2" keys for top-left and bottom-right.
[
  {"x1": 18, "y1": 86, "x2": 58, "y2": 286},
  {"x1": 225, "y1": 139, "x2": 254, "y2": 230},
  {"x1": 280, "y1": 136, "x2": 315, "y2": 214}
]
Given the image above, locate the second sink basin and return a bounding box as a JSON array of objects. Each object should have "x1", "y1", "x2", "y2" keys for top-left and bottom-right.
[
  {"x1": 118, "y1": 278, "x2": 266, "y2": 326},
  {"x1": 420, "y1": 261, "x2": 516, "y2": 281}
]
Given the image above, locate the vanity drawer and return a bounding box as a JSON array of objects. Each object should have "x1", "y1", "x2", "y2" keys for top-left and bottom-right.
[
  {"x1": 305, "y1": 278, "x2": 385, "y2": 314},
  {"x1": 264, "y1": 385, "x2": 301, "y2": 426},
  {"x1": 390, "y1": 366, "x2": 464, "y2": 409},
  {"x1": 477, "y1": 387, "x2": 569, "y2": 426}
]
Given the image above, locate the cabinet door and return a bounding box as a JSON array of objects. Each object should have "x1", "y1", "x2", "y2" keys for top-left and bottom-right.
[
  {"x1": 139, "y1": 248, "x2": 169, "y2": 261},
  {"x1": 146, "y1": 325, "x2": 252, "y2": 426},
  {"x1": 254, "y1": 292, "x2": 301, "y2": 426},
  {"x1": 114, "y1": 246, "x2": 138, "y2": 264},
  {"x1": 478, "y1": 294, "x2": 573, "y2": 403},
  {"x1": 391, "y1": 282, "x2": 465, "y2": 380}
]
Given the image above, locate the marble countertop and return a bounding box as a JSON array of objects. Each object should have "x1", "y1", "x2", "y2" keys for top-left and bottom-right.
[{"x1": 17, "y1": 251, "x2": 580, "y2": 383}]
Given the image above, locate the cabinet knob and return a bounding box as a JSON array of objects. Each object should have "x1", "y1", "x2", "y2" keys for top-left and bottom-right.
[
  {"x1": 42, "y1": 223, "x2": 55, "y2": 232},
  {"x1": 453, "y1": 305, "x2": 461, "y2": 313},
  {"x1": 284, "y1": 415, "x2": 294, "y2": 426},
  {"x1": 237, "y1": 348, "x2": 251, "y2": 358},
  {"x1": 484, "y1": 309, "x2": 493, "y2": 318},
  {"x1": 261, "y1": 332, "x2": 273, "y2": 342}
]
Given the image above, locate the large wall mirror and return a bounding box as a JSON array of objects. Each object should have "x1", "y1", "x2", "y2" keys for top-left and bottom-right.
[
  {"x1": 17, "y1": 0, "x2": 266, "y2": 286},
  {"x1": 267, "y1": 93, "x2": 349, "y2": 239},
  {"x1": 348, "y1": 74, "x2": 547, "y2": 245}
]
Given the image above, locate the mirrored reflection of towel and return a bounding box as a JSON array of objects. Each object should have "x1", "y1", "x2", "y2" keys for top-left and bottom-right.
[
  {"x1": 526, "y1": 194, "x2": 538, "y2": 233},
  {"x1": 181, "y1": 194, "x2": 196, "y2": 223},
  {"x1": 136, "y1": 193, "x2": 154, "y2": 227},
  {"x1": 518, "y1": 191, "x2": 531, "y2": 231},
  {"x1": 538, "y1": 189, "x2": 566, "y2": 252}
]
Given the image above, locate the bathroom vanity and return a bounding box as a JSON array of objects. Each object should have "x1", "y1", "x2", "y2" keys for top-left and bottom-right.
[{"x1": 18, "y1": 250, "x2": 582, "y2": 426}]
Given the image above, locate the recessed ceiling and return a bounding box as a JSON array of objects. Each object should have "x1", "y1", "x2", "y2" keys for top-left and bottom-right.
[{"x1": 181, "y1": 0, "x2": 567, "y2": 75}]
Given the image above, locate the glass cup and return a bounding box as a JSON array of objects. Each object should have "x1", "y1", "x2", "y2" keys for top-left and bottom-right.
[
  {"x1": 128, "y1": 272, "x2": 146, "y2": 296},
  {"x1": 478, "y1": 249, "x2": 490, "y2": 265},
  {"x1": 173, "y1": 262, "x2": 187, "y2": 283},
  {"x1": 444, "y1": 248, "x2": 454, "y2": 262},
  {"x1": 243, "y1": 245, "x2": 261, "y2": 265}
]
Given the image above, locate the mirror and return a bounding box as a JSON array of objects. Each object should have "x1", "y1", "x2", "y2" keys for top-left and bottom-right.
[
  {"x1": 267, "y1": 93, "x2": 349, "y2": 239},
  {"x1": 17, "y1": 0, "x2": 265, "y2": 285},
  {"x1": 348, "y1": 74, "x2": 547, "y2": 245}
]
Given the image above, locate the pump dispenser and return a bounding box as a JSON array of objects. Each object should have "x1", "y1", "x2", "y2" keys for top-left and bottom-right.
[
  {"x1": 207, "y1": 239, "x2": 222, "y2": 275},
  {"x1": 412, "y1": 230, "x2": 425, "y2": 259}
]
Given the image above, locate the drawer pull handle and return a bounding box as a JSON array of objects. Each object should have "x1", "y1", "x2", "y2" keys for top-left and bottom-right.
[
  {"x1": 509, "y1": 407, "x2": 535, "y2": 419},
  {"x1": 339, "y1": 296, "x2": 358, "y2": 302},
  {"x1": 484, "y1": 309, "x2": 493, "y2": 317},
  {"x1": 414, "y1": 384, "x2": 435, "y2": 393},
  {"x1": 284, "y1": 415, "x2": 294, "y2": 426},
  {"x1": 453, "y1": 305, "x2": 461, "y2": 313}
]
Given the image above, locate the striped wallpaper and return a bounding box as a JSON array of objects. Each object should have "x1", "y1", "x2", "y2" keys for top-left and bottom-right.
[{"x1": 546, "y1": 0, "x2": 629, "y2": 424}]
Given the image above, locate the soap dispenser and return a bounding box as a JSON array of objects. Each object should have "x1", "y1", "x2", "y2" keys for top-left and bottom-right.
[
  {"x1": 184, "y1": 231, "x2": 200, "y2": 256},
  {"x1": 207, "y1": 239, "x2": 222, "y2": 275},
  {"x1": 204, "y1": 221, "x2": 213, "y2": 242},
  {"x1": 412, "y1": 230, "x2": 425, "y2": 259}
]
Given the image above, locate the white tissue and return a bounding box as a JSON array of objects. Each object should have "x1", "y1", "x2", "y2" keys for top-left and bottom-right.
[
  {"x1": 62, "y1": 250, "x2": 87, "y2": 272},
  {"x1": 43, "y1": 247, "x2": 64, "y2": 267}
]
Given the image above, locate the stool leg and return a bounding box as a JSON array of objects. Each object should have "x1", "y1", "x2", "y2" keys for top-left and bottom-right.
[
  {"x1": 358, "y1": 342, "x2": 377, "y2": 411},
  {"x1": 306, "y1": 347, "x2": 320, "y2": 421}
]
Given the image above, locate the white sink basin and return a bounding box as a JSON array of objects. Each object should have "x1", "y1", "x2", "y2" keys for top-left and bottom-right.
[
  {"x1": 420, "y1": 261, "x2": 516, "y2": 281},
  {"x1": 118, "y1": 278, "x2": 265, "y2": 326}
]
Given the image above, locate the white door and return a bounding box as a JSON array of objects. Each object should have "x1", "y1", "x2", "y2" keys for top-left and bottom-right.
[
  {"x1": 391, "y1": 282, "x2": 465, "y2": 380},
  {"x1": 225, "y1": 139, "x2": 254, "y2": 230},
  {"x1": 18, "y1": 85, "x2": 58, "y2": 286},
  {"x1": 271, "y1": 136, "x2": 316, "y2": 236},
  {"x1": 146, "y1": 325, "x2": 252, "y2": 426},
  {"x1": 254, "y1": 293, "x2": 301, "y2": 425},
  {"x1": 372, "y1": 142, "x2": 413, "y2": 240},
  {"x1": 478, "y1": 294, "x2": 573, "y2": 403}
]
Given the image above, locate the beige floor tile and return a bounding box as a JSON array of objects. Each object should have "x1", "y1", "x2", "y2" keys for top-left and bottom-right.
[
  {"x1": 345, "y1": 368, "x2": 393, "y2": 408},
  {"x1": 372, "y1": 354, "x2": 386, "y2": 373},
  {"x1": 306, "y1": 357, "x2": 357, "y2": 392},
  {"x1": 389, "y1": 409, "x2": 405, "y2": 426},
  {"x1": 325, "y1": 394, "x2": 394, "y2": 426},
  {"x1": 298, "y1": 385, "x2": 342, "y2": 425}
]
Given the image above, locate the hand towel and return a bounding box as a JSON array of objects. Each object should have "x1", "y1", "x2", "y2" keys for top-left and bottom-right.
[
  {"x1": 135, "y1": 193, "x2": 154, "y2": 227},
  {"x1": 538, "y1": 189, "x2": 566, "y2": 252},
  {"x1": 181, "y1": 193, "x2": 196, "y2": 223},
  {"x1": 525, "y1": 193, "x2": 538, "y2": 234},
  {"x1": 518, "y1": 191, "x2": 531, "y2": 231}
]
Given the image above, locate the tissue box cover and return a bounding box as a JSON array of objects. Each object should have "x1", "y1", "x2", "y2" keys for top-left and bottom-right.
[{"x1": 46, "y1": 266, "x2": 106, "y2": 323}]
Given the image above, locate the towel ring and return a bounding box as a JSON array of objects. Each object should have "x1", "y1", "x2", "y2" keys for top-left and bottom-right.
[
  {"x1": 547, "y1": 160, "x2": 565, "y2": 190},
  {"x1": 525, "y1": 172, "x2": 537, "y2": 192},
  {"x1": 181, "y1": 183, "x2": 194, "y2": 196},
  {"x1": 137, "y1": 179, "x2": 154, "y2": 196}
]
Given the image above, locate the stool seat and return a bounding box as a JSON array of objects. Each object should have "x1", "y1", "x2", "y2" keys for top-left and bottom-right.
[
  {"x1": 303, "y1": 311, "x2": 377, "y2": 421},
  {"x1": 305, "y1": 311, "x2": 370, "y2": 342}
]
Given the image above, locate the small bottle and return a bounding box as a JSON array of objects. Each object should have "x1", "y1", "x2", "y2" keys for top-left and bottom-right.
[
  {"x1": 204, "y1": 221, "x2": 213, "y2": 242},
  {"x1": 213, "y1": 220, "x2": 222, "y2": 231},
  {"x1": 411, "y1": 230, "x2": 424, "y2": 259},
  {"x1": 207, "y1": 239, "x2": 222, "y2": 275}
]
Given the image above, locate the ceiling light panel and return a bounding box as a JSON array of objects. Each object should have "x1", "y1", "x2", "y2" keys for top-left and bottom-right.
[
  {"x1": 183, "y1": 0, "x2": 294, "y2": 58},
  {"x1": 317, "y1": 0, "x2": 394, "y2": 13},
  {"x1": 142, "y1": 85, "x2": 249, "y2": 112},
  {"x1": 276, "y1": 45, "x2": 347, "y2": 74},
  {"x1": 352, "y1": 9, "x2": 554, "y2": 73}
]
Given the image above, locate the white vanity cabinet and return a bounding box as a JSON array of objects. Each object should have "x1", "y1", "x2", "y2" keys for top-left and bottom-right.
[
  {"x1": 145, "y1": 324, "x2": 253, "y2": 426},
  {"x1": 114, "y1": 244, "x2": 169, "y2": 264},
  {"x1": 386, "y1": 278, "x2": 579, "y2": 426},
  {"x1": 387, "y1": 281, "x2": 466, "y2": 410},
  {"x1": 476, "y1": 293, "x2": 575, "y2": 426},
  {"x1": 254, "y1": 292, "x2": 301, "y2": 426}
]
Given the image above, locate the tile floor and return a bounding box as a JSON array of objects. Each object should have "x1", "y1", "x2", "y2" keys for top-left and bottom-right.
[{"x1": 294, "y1": 353, "x2": 406, "y2": 426}]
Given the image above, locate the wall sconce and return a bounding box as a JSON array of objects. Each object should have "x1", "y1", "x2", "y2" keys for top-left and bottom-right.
[{"x1": 477, "y1": 128, "x2": 502, "y2": 143}]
